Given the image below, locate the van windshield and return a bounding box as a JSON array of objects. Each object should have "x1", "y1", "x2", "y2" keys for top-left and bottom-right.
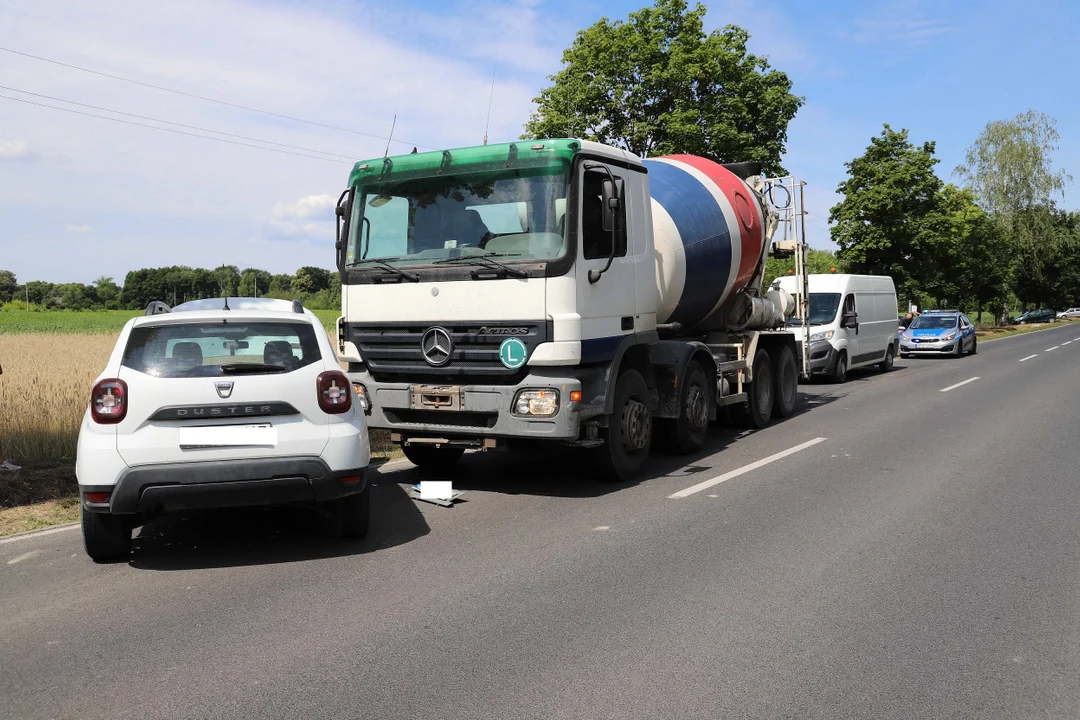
[{"x1": 788, "y1": 293, "x2": 842, "y2": 326}]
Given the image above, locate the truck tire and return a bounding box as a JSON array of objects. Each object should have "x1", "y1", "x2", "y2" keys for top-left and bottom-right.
[
  {"x1": 737, "y1": 349, "x2": 773, "y2": 429},
  {"x1": 598, "y1": 369, "x2": 653, "y2": 481},
  {"x1": 402, "y1": 444, "x2": 465, "y2": 470},
  {"x1": 772, "y1": 346, "x2": 798, "y2": 419},
  {"x1": 322, "y1": 485, "x2": 371, "y2": 540},
  {"x1": 658, "y1": 360, "x2": 710, "y2": 455},
  {"x1": 81, "y1": 506, "x2": 131, "y2": 563}
]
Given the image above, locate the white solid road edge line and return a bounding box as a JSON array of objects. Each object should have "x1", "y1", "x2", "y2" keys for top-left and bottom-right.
[
  {"x1": 940, "y1": 377, "x2": 980, "y2": 393},
  {"x1": 0, "y1": 522, "x2": 79, "y2": 545},
  {"x1": 669, "y1": 437, "x2": 827, "y2": 499},
  {"x1": 1019, "y1": 354, "x2": 1039, "y2": 362}
]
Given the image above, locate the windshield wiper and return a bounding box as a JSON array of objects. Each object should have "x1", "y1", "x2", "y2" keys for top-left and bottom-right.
[
  {"x1": 219, "y1": 363, "x2": 288, "y2": 374},
  {"x1": 348, "y1": 257, "x2": 421, "y2": 282},
  {"x1": 433, "y1": 252, "x2": 528, "y2": 278}
]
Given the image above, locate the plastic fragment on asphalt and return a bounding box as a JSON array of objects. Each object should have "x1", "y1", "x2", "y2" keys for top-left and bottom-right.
[{"x1": 411, "y1": 481, "x2": 462, "y2": 507}]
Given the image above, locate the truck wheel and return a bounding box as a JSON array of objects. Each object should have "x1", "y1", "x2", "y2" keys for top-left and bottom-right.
[
  {"x1": 598, "y1": 369, "x2": 653, "y2": 481},
  {"x1": 772, "y1": 346, "x2": 798, "y2": 419},
  {"x1": 831, "y1": 351, "x2": 848, "y2": 384},
  {"x1": 81, "y1": 506, "x2": 131, "y2": 563},
  {"x1": 737, "y1": 349, "x2": 773, "y2": 429},
  {"x1": 402, "y1": 444, "x2": 465, "y2": 470},
  {"x1": 658, "y1": 361, "x2": 710, "y2": 455},
  {"x1": 879, "y1": 344, "x2": 895, "y2": 372}
]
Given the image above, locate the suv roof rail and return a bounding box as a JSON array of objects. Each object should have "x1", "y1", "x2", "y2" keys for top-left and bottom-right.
[
  {"x1": 291, "y1": 299, "x2": 304, "y2": 314},
  {"x1": 145, "y1": 301, "x2": 171, "y2": 316}
]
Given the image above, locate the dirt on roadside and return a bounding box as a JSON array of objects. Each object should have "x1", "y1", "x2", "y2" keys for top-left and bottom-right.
[{"x1": 0, "y1": 462, "x2": 78, "y2": 508}]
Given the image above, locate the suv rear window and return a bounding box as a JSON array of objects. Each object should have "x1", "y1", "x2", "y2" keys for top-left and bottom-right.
[{"x1": 122, "y1": 321, "x2": 322, "y2": 377}]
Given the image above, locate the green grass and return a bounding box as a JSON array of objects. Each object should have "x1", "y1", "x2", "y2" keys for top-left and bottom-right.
[{"x1": 0, "y1": 309, "x2": 340, "y2": 334}]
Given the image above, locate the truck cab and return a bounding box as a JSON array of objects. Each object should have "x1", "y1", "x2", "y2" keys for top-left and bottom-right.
[{"x1": 335, "y1": 139, "x2": 798, "y2": 480}]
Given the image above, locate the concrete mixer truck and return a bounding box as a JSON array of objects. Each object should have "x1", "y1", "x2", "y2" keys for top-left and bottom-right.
[{"x1": 333, "y1": 139, "x2": 804, "y2": 480}]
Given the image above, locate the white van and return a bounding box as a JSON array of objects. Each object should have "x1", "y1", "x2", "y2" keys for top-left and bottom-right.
[{"x1": 776, "y1": 274, "x2": 898, "y2": 383}]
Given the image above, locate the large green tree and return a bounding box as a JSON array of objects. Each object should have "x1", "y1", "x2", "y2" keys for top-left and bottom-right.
[
  {"x1": 523, "y1": 0, "x2": 803, "y2": 174},
  {"x1": 0, "y1": 270, "x2": 17, "y2": 304},
  {"x1": 829, "y1": 125, "x2": 943, "y2": 298}
]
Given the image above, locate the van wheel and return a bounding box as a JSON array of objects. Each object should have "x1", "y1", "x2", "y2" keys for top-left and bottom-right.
[
  {"x1": 81, "y1": 507, "x2": 131, "y2": 563},
  {"x1": 831, "y1": 351, "x2": 848, "y2": 384},
  {"x1": 658, "y1": 361, "x2": 710, "y2": 455},
  {"x1": 402, "y1": 444, "x2": 465, "y2": 470},
  {"x1": 737, "y1": 349, "x2": 773, "y2": 429},
  {"x1": 597, "y1": 369, "x2": 653, "y2": 481},
  {"x1": 879, "y1": 344, "x2": 895, "y2": 372},
  {"x1": 772, "y1": 346, "x2": 798, "y2": 419}
]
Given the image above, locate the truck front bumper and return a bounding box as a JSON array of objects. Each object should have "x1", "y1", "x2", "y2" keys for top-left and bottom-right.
[{"x1": 349, "y1": 370, "x2": 582, "y2": 442}]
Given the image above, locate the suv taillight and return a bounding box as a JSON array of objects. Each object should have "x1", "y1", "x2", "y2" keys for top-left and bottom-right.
[
  {"x1": 317, "y1": 371, "x2": 352, "y2": 414},
  {"x1": 90, "y1": 379, "x2": 128, "y2": 424}
]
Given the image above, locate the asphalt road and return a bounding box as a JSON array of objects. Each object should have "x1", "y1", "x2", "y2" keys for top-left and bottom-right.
[{"x1": 3, "y1": 323, "x2": 1080, "y2": 719}]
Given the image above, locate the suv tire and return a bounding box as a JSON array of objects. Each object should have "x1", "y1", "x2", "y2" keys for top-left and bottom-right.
[{"x1": 81, "y1": 506, "x2": 131, "y2": 563}]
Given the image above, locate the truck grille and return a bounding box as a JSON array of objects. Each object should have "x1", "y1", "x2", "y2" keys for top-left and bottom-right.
[{"x1": 348, "y1": 321, "x2": 550, "y2": 383}]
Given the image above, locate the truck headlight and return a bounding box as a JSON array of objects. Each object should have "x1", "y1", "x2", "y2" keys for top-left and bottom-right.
[
  {"x1": 513, "y1": 389, "x2": 559, "y2": 416},
  {"x1": 809, "y1": 330, "x2": 834, "y2": 343},
  {"x1": 352, "y1": 383, "x2": 371, "y2": 414}
]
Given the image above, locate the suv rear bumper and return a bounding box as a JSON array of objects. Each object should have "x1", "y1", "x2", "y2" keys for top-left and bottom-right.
[{"x1": 80, "y1": 456, "x2": 367, "y2": 515}]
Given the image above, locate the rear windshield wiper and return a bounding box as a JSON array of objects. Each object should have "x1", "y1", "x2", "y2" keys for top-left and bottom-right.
[
  {"x1": 433, "y1": 252, "x2": 527, "y2": 278},
  {"x1": 349, "y1": 257, "x2": 420, "y2": 282},
  {"x1": 219, "y1": 363, "x2": 288, "y2": 374}
]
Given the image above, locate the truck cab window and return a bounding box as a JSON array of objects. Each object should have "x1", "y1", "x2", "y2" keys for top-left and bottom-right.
[{"x1": 581, "y1": 169, "x2": 627, "y2": 260}]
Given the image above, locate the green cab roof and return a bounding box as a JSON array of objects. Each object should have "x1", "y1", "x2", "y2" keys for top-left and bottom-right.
[{"x1": 348, "y1": 138, "x2": 582, "y2": 187}]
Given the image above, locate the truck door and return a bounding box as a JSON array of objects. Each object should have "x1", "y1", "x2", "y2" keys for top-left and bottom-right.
[{"x1": 575, "y1": 164, "x2": 639, "y2": 363}]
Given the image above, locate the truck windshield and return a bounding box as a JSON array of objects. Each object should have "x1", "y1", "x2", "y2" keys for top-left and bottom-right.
[{"x1": 346, "y1": 166, "x2": 568, "y2": 267}]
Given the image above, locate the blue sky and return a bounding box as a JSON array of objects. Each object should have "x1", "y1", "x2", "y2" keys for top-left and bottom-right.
[{"x1": 1, "y1": 0, "x2": 1077, "y2": 284}]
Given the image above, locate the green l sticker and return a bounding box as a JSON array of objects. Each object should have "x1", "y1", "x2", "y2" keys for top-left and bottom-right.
[{"x1": 499, "y1": 337, "x2": 528, "y2": 369}]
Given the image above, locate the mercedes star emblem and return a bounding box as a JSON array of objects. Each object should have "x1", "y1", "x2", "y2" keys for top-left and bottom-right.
[{"x1": 421, "y1": 327, "x2": 454, "y2": 367}]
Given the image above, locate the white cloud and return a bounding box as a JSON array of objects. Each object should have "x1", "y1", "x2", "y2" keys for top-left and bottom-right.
[
  {"x1": 64, "y1": 224, "x2": 93, "y2": 232},
  {"x1": 847, "y1": 1, "x2": 956, "y2": 52},
  {"x1": 0, "y1": 0, "x2": 553, "y2": 282},
  {"x1": 0, "y1": 139, "x2": 35, "y2": 161},
  {"x1": 266, "y1": 194, "x2": 335, "y2": 242}
]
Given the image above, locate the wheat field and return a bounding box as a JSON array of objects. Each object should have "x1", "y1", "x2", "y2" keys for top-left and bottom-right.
[
  {"x1": 0, "y1": 332, "x2": 393, "y2": 468},
  {"x1": 0, "y1": 333, "x2": 116, "y2": 466}
]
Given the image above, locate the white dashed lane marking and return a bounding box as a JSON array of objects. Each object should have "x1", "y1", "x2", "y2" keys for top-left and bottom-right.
[
  {"x1": 1019, "y1": 354, "x2": 1039, "y2": 362},
  {"x1": 669, "y1": 438, "x2": 827, "y2": 499},
  {"x1": 941, "y1": 377, "x2": 980, "y2": 393}
]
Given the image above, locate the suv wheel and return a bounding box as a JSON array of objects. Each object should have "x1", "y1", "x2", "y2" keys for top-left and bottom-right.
[{"x1": 81, "y1": 506, "x2": 131, "y2": 563}]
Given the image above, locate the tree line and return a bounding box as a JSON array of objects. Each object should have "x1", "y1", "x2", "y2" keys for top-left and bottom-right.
[
  {"x1": 829, "y1": 113, "x2": 1078, "y2": 321},
  {"x1": 0, "y1": 266, "x2": 341, "y2": 312}
]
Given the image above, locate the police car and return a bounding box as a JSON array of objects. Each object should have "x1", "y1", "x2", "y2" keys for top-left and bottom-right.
[
  {"x1": 76, "y1": 297, "x2": 371, "y2": 562},
  {"x1": 898, "y1": 310, "x2": 977, "y2": 358}
]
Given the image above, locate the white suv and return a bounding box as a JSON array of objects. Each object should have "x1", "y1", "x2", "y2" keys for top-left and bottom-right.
[{"x1": 77, "y1": 297, "x2": 370, "y2": 562}]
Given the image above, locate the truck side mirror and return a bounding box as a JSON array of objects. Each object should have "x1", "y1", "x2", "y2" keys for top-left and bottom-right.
[
  {"x1": 601, "y1": 178, "x2": 619, "y2": 233},
  {"x1": 335, "y1": 188, "x2": 354, "y2": 269}
]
